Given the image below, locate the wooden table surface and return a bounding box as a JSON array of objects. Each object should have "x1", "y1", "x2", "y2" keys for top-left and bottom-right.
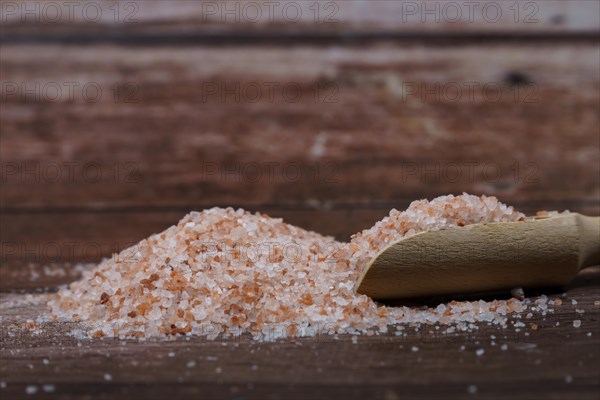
[
  {"x1": 1, "y1": 269, "x2": 599, "y2": 400},
  {"x1": 1, "y1": 1, "x2": 599, "y2": 399}
]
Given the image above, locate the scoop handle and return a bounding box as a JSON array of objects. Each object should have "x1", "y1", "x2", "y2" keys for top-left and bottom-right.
[{"x1": 578, "y1": 215, "x2": 600, "y2": 270}]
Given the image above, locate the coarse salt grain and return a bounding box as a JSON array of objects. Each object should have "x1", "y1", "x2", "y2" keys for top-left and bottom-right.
[
  {"x1": 25, "y1": 385, "x2": 37, "y2": 395},
  {"x1": 42, "y1": 384, "x2": 55, "y2": 393},
  {"x1": 49, "y1": 194, "x2": 533, "y2": 340},
  {"x1": 573, "y1": 320, "x2": 581, "y2": 328}
]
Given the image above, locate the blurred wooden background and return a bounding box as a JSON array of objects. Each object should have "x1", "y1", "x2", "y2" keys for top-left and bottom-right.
[{"x1": 1, "y1": 0, "x2": 599, "y2": 290}]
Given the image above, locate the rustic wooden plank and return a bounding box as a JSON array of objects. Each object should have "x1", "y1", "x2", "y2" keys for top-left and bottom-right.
[
  {"x1": 1, "y1": 0, "x2": 598, "y2": 39},
  {"x1": 1, "y1": 269, "x2": 598, "y2": 400},
  {"x1": 1, "y1": 44, "x2": 599, "y2": 210}
]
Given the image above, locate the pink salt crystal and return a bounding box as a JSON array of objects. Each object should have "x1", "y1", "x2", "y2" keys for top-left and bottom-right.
[{"x1": 48, "y1": 194, "x2": 537, "y2": 340}]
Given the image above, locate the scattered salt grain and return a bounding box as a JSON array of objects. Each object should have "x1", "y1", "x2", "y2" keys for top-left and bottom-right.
[
  {"x1": 186, "y1": 361, "x2": 196, "y2": 368},
  {"x1": 25, "y1": 385, "x2": 37, "y2": 395},
  {"x1": 565, "y1": 375, "x2": 573, "y2": 383},
  {"x1": 351, "y1": 336, "x2": 358, "y2": 344},
  {"x1": 103, "y1": 373, "x2": 112, "y2": 381},
  {"x1": 530, "y1": 323, "x2": 538, "y2": 331},
  {"x1": 475, "y1": 349, "x2": 485, "y2": 357},
  {"x1": 216, "y1": 367, "x2": 222, "y2": 374},
  {"x1": 500, "y1": 344, "x2": 508, "y2": 351},
  {"x1": 571, "y1": 300, "x2": 578, "y2": 305},
  {"x1": 42, "y1": 384, "x2": 55, "y2": 393},
  {"x1": 572, "y1": 320, "x2": 581, "y2": 328},
  {"x1": 42, "y1": 358, "x2": 49, "y2": 365},
  {"x1": 0, "y1": 382, "x2": 5, "y2": 388},
  {"x1": 168, "y1": 352, "x2": 175, "y2": 357},
  {"x1": 467, "y1": 385, "x2": 478, "y2": 394},
  {"x1": 411, "y1": 346, "x2": 419, "y2": 352}
]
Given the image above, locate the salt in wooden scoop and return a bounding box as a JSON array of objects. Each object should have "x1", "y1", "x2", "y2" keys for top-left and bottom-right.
[{"x1": 356, "y1": 213, "x2": 600, "y2": 300}]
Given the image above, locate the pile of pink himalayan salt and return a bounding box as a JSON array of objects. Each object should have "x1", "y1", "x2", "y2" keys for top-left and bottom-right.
[{"x1": 49, "y1": 194, "x2": 530, "y2": 340}]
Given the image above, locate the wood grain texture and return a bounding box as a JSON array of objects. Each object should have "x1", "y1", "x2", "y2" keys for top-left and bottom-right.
[
  {"x1": 358, "y1": 215, "x2": 599, "y2": 299},
  {"x1": 1, "y1": 0, "x2": 599, "y2": 39},
  {"x1": 2, "y1": 44, "x2": 599, "y2": 212}
]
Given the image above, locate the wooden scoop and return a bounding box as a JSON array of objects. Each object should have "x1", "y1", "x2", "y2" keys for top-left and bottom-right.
[{"x1": 356, "y1": 213, "x2": 600, "y2": 300}]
